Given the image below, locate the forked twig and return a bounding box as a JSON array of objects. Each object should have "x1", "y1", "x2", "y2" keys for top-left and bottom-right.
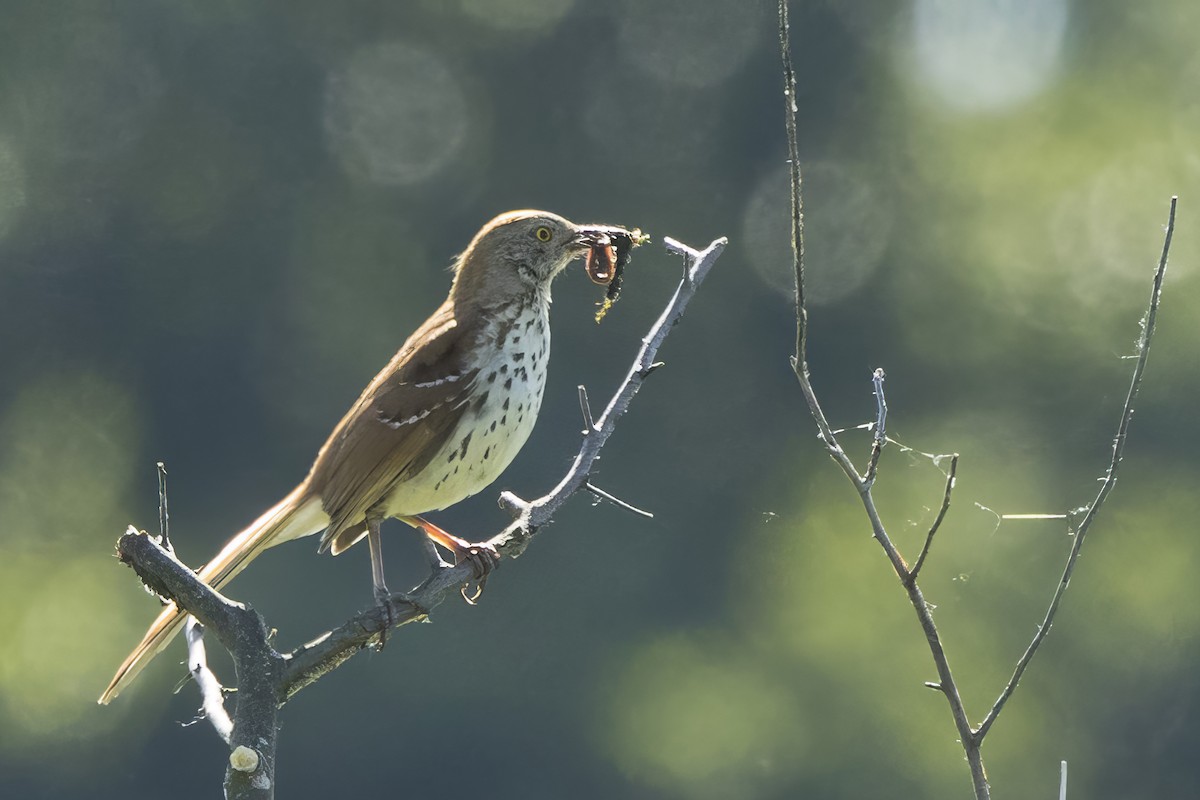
[
  {"x1": 777, "y1": 1, "x2": 1176, "y2": 796},
  {"x1": 975, "y1": 195, "x2": 1177, "y2": 741},
  {"x1": 778, "y1": 6, "x2": 983, "y2": 789}
]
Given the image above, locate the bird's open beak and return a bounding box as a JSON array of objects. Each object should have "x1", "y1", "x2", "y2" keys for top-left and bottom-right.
[{"x1": 572, "y1": 226, "x2": 613, "y2": 252}]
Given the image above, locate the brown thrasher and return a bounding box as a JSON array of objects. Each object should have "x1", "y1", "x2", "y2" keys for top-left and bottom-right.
[{"x1": 100, "y1": 210, "x2": 620, "y2": 704}]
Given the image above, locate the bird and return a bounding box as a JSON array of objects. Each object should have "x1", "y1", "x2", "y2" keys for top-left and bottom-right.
[{"x1": 100, "y1": 209, "x2": 615, "y2": 704}]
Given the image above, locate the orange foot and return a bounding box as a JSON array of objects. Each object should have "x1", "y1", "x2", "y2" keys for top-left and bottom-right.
[{"x1": 400, "y1": 515, "x2": 500, "y2": 603}]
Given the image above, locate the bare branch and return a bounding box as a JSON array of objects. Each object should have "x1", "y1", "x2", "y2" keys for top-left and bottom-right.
[
  {"x1": 779, "y1": 0, "x2": 806, "y2": 367},
  {"x1": 281, "y1": 600, "x2": 426, "y2": 702},
  {"x1": 584, "y1": 481, "x2": 655, "y2": 519},
  {"x1": 184, "y1": 618, "x2": 232, "y2": 744},
  {"x1": 116, "y1": 529, "x2": 280, "y2": 800},
  {"x1": 863, "y1": 368, "x2": 888, "y2": 486},
  {"x1": 157, "y1": 461, "x2": 172, "y2": 554},
  {"x1": 872, "y1": 369, "x2": 888, "y2": 441},
  {"x1": 779, "y1": 6, "x2": 861, "y2": 493},
  {"x1": 578, "y1": 385, "x2": 595, "y2": 432},
  {"x1": 908, "y1": 454, "x2": 959, "y2": 584},
  {"x1": 975, "y1": 195, "x2": 1177, "y2": 741},
  {"x1": 779, "y1": 0, "x2": 1171, "y2": 790},
  {"x1": 778, "y1": 2, "x2": 983, "y2": 795}
]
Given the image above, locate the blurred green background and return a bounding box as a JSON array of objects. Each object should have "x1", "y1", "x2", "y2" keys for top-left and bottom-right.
[{"x1": 1, "y1": 0, "x2": 1196, "y2": 797}]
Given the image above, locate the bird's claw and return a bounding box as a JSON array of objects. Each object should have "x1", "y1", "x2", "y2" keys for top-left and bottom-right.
[
  {"x1": 372, "y1": 584, "x2": 397, "y2": 648},
  {"x1": 456, "y1": 543, "x2": 500, "y2": 605}
]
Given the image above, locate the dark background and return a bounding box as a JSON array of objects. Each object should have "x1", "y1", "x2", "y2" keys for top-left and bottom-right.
[{"x1": 1, "y1": 1, "x2": 1197, "y2": 797}]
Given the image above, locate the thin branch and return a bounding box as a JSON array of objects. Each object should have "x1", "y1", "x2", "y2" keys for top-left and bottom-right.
[
  {"x1": 863, "y1": 368, "x2": 888, "y2": 486},
  {"x1": 780, "y1": 0, "x2": 1172, "y2": 791},
  {"x1": 909, "y1": 454, "x2": 959, "y2": 584},
  {"x1": 1000, "y1": 513, "x2": 1069, "y2": 520},
  {"x1": 578, "y1": 385, "x2": 595, "y2": 432},
  {"x1": 780, "y1": 0, "x2": 806, "y2": 367},
  {"x1": 584, "y1": 482, "x2": 655, "y2": 519},
  {"x1": 779, "y1": 12, "x2": 857, "y2": 492},
  {"x1": 185, "y1": 618, "x2": 232, "y2": 744},
  {"x1": 157, "y1": 462, "x2": 172, "y2": 553},
  {"x1": 160, "y1": 460, "x2": 232, "y2": 743},
  {"x1": 974, "y1": 195, "x2": 1177, "y2": 741},
  {"x1": 872, "y1": 369, "x2": 888, "y2": 442},
  {"x1": 906, "y1": 579, "x2": 984, "y2": 798},
  {"x1": 778, "y1": 2, "x2": 983, "y2": 795}
]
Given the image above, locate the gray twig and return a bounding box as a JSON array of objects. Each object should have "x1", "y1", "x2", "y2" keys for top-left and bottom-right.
[
  {"x1": 157, "y1": 462, "x2": 172, "y2": 553},
  {"x1": 872, "y1": 369, "x2": 887, "y2": 441},
  {"x1": 780, "y1": 0, "x2": 981, "y2": 778},
  {"x1": 974, "y1": 195, "x2": 1177, "y2": 742},
  {"x1": 184, "y1": 618, "x2": 233, "y2": 744},
  {"x1": 908, "y1": 454, "x2": 958, "y2": 584},
  {"x1": 584, "y1": 482, "x2": 655, "y2": 519},
  {"x1": 779, "y1": 2, "x2": 1176, "y2": 792},
  {"x1": 779, "y1": 0, "x2": 806, "y2": 368},
  {"x1": 578, "y1": 385, "x2": 596, "y2": 432},
  {"x1": 779, "y1": 14, "x2": 978, "y2": 772},
  {"x1": 864, "y1": 368, "x2": 888, "y2": 486}
]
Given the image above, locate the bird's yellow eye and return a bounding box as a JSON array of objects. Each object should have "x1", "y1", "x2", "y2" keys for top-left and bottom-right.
[{"x1": 535, "y1": 226, "x2": 553, "y2": 242}]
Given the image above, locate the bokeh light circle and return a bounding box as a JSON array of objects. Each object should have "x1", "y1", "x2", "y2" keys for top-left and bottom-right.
[
  {"x1": 9, "y1": 22, "x2": 163, "y2": 165},
  {"x1": 908, "y1": 0, "x2": 1068, "y2": 113},
  {"x1": 0, "y1": 139, "x2": 26, "y2": 242},
  {"x1": 324, "y1": 42, "x2": 470, "y2": 186},
  {"x1": 459, "y1": 0, "x2": 574, "y2": 34},
  {"x1": 743, "y1": 161, "x2": 893, "y2": 305},
  {"x1": 617, "y1": 0, "x2": 760, "y2": 88},
  {"x1": 580, "y1": 62, "x2": 722, "y2": 185}
]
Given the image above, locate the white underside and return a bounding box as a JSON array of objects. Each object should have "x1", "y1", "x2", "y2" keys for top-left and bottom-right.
[{"x1": 384, "y1": 304, "x2": 550, "y2": 516}]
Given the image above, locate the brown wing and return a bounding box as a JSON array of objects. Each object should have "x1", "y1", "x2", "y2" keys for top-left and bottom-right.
[{"x1": 307, "y1": 298, "x2": 479, "y2": 554}]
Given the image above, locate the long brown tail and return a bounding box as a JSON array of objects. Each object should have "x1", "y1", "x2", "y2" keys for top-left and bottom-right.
[{"x1": 98, "y1": 484, "x2": 329, "y2": 704}]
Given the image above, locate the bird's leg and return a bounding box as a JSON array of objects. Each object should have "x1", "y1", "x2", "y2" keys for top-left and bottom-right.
[
  {"x1": 366, "y1": 512, "x2": 389, "y2": 603},
  {"x1": 399, "y1": 515, "x2": 500, "y2": 604},
  {"x1": 366, "y1": 511, "x2": 396, "y2": 642}
]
